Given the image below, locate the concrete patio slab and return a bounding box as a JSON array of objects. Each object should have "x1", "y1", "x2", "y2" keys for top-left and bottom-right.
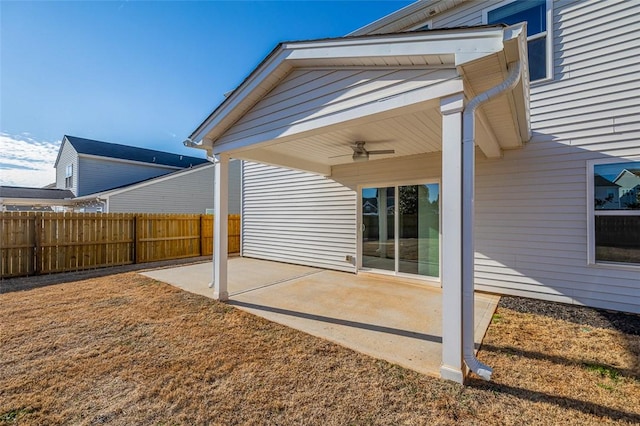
[
  {"x1": 142, "y1": 257, "x2": 321, "y2": 297},
  {"x1": 141, "y1": 257, "x2": 499, "y2": 377}
]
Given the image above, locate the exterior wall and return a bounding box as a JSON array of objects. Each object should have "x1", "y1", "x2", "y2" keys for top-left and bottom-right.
[
  {"x1": 55, "y1": 141, "x2": 79, "y2": 195},
  {"x1": 77, "y1": 156, "x2": 177, "y2": 196},
  {"x1": 240, "y1": 0, "x2": 640, "y2": 313},
  {"x1": 241, "y1": 161, "x2": 357, "y2": 272},
  {"x1": 107, "y1": 161, "x2": 241, "y2": 214},
  {"x1": 428, "y1": 0, "x2": 640, "y2": 313}
]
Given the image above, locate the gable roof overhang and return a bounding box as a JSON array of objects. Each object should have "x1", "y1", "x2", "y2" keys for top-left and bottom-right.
[
  {"x1": 189, "y1": 24, "x2": 530, "y2": 176},
  {"x1": 348, "y1": 0, "x2": 464, "y2": 36}
]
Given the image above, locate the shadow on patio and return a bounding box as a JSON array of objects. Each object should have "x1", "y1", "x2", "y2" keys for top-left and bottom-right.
[{"x1": 142, "y1": 257, "x2": 499, "y2": 377}]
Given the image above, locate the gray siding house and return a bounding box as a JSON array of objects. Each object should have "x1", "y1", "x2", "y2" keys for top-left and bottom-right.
[
  {"x1": 73, "y1": 161, "x2": 242, "y2": 214},
  {"x1": 51, "y1": 135, "x2": 241, "y2": 214},
  {"x1": 54, "y1": 135, "x2": 209, "y2": 197},
  {"x1": 186, "y1": 0, "x2": 640, "y2": 383}
]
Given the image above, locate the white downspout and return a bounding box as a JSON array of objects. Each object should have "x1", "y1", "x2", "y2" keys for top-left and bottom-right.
[{"x1": 462, "y1": 60, "x2": 522, "y2": 381}]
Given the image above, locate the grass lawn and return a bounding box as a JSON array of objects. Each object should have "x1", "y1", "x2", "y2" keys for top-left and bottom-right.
[{"x1": 1, "y1": 272, "x2": 639, "y2": 425}]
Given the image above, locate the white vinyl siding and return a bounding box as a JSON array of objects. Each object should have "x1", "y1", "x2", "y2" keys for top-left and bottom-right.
[
  {"x1": 216, "y1": 68, "x2": 458, "y2": 149},
  {"x1": 461, "y1": 0, "x2": 640, "y2": 313},
  {"x1": 241, "y1": 162, "x2": 356, "y2": 272},
  {"x1": 107, "y1": 162, "x2": 241, "y2": 214},
  {"x1": 373, "y1": 0, "x2": 640, "y2": 312},
  {"x1": 238, "y1": 0, "x2": 640, "y2": 313},
  {"x1": 77, "y1": 157, "x2": 177, "y2": 196}
]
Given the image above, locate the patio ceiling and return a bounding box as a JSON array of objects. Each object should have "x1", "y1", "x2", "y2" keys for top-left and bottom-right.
[{"x1": 189, "y1": 24, "x2": 530, "y2": 176}]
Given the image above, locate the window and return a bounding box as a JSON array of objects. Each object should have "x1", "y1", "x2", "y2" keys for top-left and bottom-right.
[
  {"x1": 65, "y1": 164, "x2": 73, "y2": 188},
  {"x1": 485, "y1": 0, "x2": 552, "y2": 82},
  {"x1": 589, "y1": 159, "x2": 640, "y2": 266}
]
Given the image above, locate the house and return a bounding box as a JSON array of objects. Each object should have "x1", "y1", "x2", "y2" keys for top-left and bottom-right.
[
  {"x1": 54, "y1": 135, "x2": 209, "y2": 197},
  {"x1": 3, "y1": 135, "x2": 240, "y2": 214},
  {"x1": 48, "y1": 135, "x2": 241, "y2": 214},
  {"x1": 71, "y1": 161, "x2": 242, "y2": 214},
  {"x1": 593, "y1": 174, "x2": 620, "y2": 210},
  {"x1": 613, "y1": 168, "x2": 640, "y2": 209},
  {"x1": 185, "y1": 0, "x2": 640, "y2": 383}
]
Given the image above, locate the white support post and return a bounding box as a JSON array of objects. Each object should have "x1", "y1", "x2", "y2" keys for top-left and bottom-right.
[
  {"x1": 439, "y1": 93, "x2": 465, "y2": 383},
  {"x1": 213, "y1": 154, "x2": 229, "y2": 301}
]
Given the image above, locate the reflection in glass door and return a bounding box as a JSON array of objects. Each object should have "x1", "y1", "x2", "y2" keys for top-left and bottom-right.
[
  {"x1": 398, "y1": 184, "x2": 439, "y2": 277},
  {"x1": 361, "y1": 184, "x2": 439, "y2": 278},
  {"x1": 361, "y1": 187, "x2": 395, "y2": 271}
]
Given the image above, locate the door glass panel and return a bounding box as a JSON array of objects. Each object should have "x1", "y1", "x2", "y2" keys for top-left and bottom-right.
[
  {"x1": 361, "y1": 187, "x2": 395, "y2": 271},
  {"x1": 398, "y1": 184, "x2": 439, "y2": 277}
]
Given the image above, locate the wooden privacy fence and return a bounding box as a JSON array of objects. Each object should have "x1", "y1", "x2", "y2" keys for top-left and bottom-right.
[{"x1": 0, "y1": 212, "x2": 240, "y2": 278}]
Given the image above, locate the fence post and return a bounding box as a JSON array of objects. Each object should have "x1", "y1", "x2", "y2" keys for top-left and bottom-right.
[
  {"x1": 34, "y1": 213, "x2": 41, "y2": 275},
  {"x1": 199, "y1": 214, "x2": 205, "y2": 256},
  {"x1": 133, "y1": 215, "x2": 140, "y2": 264}
]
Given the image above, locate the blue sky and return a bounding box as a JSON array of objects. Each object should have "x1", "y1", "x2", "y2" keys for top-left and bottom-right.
[{"x1": 0, "y1": 0, "x2": 412, "y2": 187}]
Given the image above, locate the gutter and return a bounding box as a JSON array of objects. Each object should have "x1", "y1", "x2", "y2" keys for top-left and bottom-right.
[{"x1": 461, "y1": 60, "x2": 523, "y2": 381}]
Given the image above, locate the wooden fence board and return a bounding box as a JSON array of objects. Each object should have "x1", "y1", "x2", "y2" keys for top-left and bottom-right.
[
  {"x1": 1, "y1": 212, "x2": 240, "y2": 278},
  {"x1": 0, "y1": 212, "x2": 36, "y2": 277}
]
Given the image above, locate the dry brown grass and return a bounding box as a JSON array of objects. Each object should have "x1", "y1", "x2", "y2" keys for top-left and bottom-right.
[{"x1": 1, "y1": 273, "x2": 639, "y2": 425}]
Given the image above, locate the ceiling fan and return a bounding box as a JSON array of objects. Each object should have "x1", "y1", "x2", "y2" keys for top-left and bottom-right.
[{"x1": 331, "y1": 141, "x2": 395, "y2": 163}]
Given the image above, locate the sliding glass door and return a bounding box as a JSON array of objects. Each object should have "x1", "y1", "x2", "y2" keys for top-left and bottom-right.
[{"x1": 361, "y1": 183, "x2": 439, "y2": 279}]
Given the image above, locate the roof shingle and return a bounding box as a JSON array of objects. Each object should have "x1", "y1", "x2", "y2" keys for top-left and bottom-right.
[{"x1": 65, "y1": 135, "x2": 208, "y2": 168}]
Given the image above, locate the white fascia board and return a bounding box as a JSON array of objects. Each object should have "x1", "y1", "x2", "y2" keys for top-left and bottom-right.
[
  {"x1": 286, "y1": 30, "x2": 504, "y2": 60},
  {"x1": 191, "y1": 28, "x2": 505, "y2": 150},
  {"x1": 78, "y1": 153, "x2": 184, "y2": 170}
]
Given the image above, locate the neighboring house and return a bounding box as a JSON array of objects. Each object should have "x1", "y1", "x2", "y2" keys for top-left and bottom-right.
[
  {"x1": 0, "y1": 186, "x2": 75, "y2": 212},
  {"x1": 54, "y1": 135, "x2": 209, "y2": 197},
  {"x1": 186, "y1": 0, "x2": 640, "y2": 383},
  {"x1": 72, "y1": 161, "x2": 242, "y2": 214},
  {"x1": 49, "y1": 135, "x2": 241, "y2": 214},
  {"x1": 613, "y1": 168, "x2": 640, "y2": 209},
  {"x1": 593, "y1": 175, "x2": 620, "y2": 210}
]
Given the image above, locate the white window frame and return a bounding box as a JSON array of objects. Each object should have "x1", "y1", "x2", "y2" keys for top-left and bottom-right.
[
  {"x1": 587, "y1": 157, "x2": 640, "y2": 270},
  {"x1": 482, "y1": 0, "x2": 553, "y2": 84},
  {"x1": 65, "y1": 164, "x2": 73, "y2": 188}
]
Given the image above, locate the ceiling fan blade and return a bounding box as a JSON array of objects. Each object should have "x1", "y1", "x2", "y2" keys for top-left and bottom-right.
[
  {"x1": 328, "y1": 153, "x2": 353, "y2": 159},
  {"x1": 368, "y1": 149, "x2": 395, "y2": 155}
]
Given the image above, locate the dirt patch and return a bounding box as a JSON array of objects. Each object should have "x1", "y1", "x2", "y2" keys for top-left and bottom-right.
[{"x1": 1, "y1": 273, "x2": 639, "y2": 425}]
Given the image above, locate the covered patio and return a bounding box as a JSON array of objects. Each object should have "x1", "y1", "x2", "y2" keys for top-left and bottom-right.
[
  {"x1": 186, "y1": 24, "x2": 530, "y2": 383},
  {"x1": 142, "y1": 257, "x2": 499, "y2": 377}
]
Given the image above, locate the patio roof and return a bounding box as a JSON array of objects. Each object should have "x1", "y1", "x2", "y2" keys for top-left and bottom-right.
[
  {"x1": 187, "y1": 22, "x2": 531, "y2": 385},
  {"x1": 189, "y1": 24, "x2": 530, "y2": 175}
]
